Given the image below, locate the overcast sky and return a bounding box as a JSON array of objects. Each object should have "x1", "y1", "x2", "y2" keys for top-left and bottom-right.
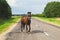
[{"x1": 6, "y1": 0, "x2": 60, "y2": 14}]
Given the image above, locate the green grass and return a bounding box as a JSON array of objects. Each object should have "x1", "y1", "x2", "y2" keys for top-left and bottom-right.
[
  {"x1": 33, "y1": 17, "x2": 60, "y2": 26},
  {"x1": 0, "y1": 16, "x2": 20, "y2": 34}
]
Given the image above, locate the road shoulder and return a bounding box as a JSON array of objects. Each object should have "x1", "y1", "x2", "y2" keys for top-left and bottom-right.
[
  {"x1": 0, "y1": 18, "x2": 20, "y2": 40},
  {"x1": 32, "y1": 17, "x2": 60, "y2": 28}
]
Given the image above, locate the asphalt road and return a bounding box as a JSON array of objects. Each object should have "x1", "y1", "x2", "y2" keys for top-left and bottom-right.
[{"x1": 5, "y1": 18, "x2": 60, "y2": 40}]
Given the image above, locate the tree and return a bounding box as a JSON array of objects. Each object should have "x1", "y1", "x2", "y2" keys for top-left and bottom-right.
[
  {"x1": 0, "y1": 0, "x2": 12, "y2": 19},
  {"x1": 43, "y1": 1, "x2": 60, "y2": 17}
]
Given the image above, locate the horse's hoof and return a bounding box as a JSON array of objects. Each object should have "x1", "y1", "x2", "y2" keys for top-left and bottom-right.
[
  {"x1": 28, "y1": 31, "x2": 30, "y2": 32},
  {"x1": 21, "y1": 30, "x2": 23, "y2": 32},
  {"x1": 26, "y1": 31, "x2": 30, "y2": 33},
  {"x1": 27, "y1": 32, "x2": 30, "y2": 34},
  {"x1": 26, "y1": 31, "x2": 28, "y2": 33}
]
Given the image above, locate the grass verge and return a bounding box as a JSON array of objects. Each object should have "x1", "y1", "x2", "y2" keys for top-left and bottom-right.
[
  {"x1": 0, "y1": 16, "x2": 20, "y2": 34},
  {"x1": 33, "y1": 17, "x2": 60, "y2": 27}
]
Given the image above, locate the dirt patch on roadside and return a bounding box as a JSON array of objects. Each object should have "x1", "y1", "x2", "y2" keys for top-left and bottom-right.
[{"x1": 56, "y1": 18, "x2": 60, "y2": 20}]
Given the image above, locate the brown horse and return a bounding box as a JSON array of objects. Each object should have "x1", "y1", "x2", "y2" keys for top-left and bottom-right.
[{"x1": 21, "y1": 15, "x2": 31, "y2": 32}]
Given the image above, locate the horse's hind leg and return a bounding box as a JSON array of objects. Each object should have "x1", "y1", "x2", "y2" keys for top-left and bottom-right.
[
  {"x1": 21, "y1": 23, "x2": 25, "y2": 32},
  {"x1": 21, "y1": 24, "x2": 23, "y2": 32}
]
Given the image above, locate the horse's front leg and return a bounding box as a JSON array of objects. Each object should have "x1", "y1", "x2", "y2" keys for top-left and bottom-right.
[
  {"x1": 28, "y1": 25, "x2": 31, "y2": 32},
  {"x1": 21, "y1": 24, "x2": 23, "y2": 32}
]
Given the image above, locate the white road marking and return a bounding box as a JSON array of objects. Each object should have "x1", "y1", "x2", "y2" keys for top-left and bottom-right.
[
  {"x1": 36, "y1": 25, "x2": 38, "y2": 26},
  {"x1": 44, "y1": 32, "x2": 49, "y2": 36},
  {"x1": 35, "y1": 25, "x2": 40, "y2": 27}
]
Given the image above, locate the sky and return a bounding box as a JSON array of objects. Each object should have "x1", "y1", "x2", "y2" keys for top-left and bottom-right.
[{"x1": 6, "y1": 0, "x2": 60, "y2": 14}]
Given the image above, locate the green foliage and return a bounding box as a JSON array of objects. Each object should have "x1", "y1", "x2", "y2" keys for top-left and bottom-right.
[
  {"x1": 0, "y1": 0, "x2": 12, "y2": 19},
  {"x1": 0, "y1": 16, "x2": 20, "y2": 34},
  {"x1": 32, "y1": 14, "x2": 45, "y2": 17},
  {"x1": 33, "y1": 17, "x2": 60, "y2": 26},
  {"x1": 43, "y1": 1, "x2": 60, "y2": 17}
]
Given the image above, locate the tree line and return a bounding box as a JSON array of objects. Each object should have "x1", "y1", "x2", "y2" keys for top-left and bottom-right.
[
  {"x1": 0, "y1": 0, "x2": 12, "y2": 19},
  {"x1": 0, "y1": 1, "x2": 60, "y2": 18},
  {"x1": 43, "y1": 1, "x2": 60, "y2": 18},
  {"x1": 33, "y1": 1, "x2": 60, "y2": 18}
]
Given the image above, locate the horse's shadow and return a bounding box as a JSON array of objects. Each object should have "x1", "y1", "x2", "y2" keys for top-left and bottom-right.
[
  {"x1": 6, "y1": 30, "x2": 44, "y2": 37},
  {"x1": 30, "y1": 30, "x2": 44, "y2": 34},
  {"x1": 5, "y1": 30, "x2": 44, "y2": 40},
  {"x1": 7, "y1": 30, "x2": 44, "y2": 35}
]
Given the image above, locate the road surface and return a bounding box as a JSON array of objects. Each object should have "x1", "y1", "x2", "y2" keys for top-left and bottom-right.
[{"x1": 5, "y1": 18, "x2": 60, "y2": 40}]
